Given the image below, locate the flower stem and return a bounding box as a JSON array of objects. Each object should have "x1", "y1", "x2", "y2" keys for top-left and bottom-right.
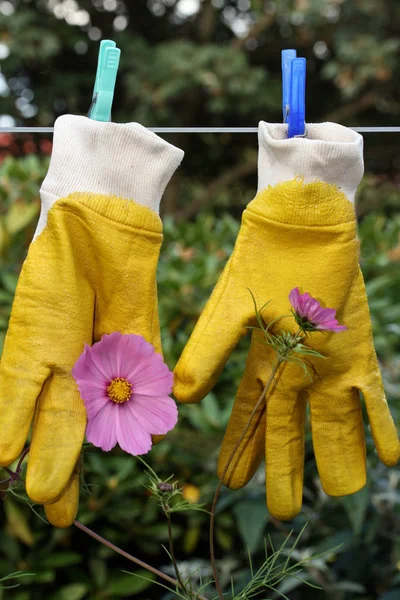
[
  {"x1": 164, "y1": 505, "x2": 187, "y2": 594},
  {"x1": 1, "y1": 446, "x2": 30, "y2": 487},
  {"x1": 209, "y1": 358, "x2": 282, "y2": 600},
  {"x1": 16, "y1": 446, "x2": 30, "y2": 473},
  {"x1": 74, "y1": 520, "x2": 208, "y2": 600}
]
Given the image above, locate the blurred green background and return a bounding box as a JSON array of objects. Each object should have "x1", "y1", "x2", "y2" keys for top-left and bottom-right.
[{"x1": 0, "y1": 1, "x2": 400, "y2": 599}]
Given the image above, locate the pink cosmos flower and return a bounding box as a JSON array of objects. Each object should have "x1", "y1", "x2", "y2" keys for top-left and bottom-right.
[
  {"x1": 289, "y1": 287, "x2": 347, "y2": 332},
  {"x1": 72, "y1": 332, "x2": 178, "y2": 456}
]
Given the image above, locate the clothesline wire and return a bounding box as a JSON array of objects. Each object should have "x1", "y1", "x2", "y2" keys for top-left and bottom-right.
[{"x1": 0, "y1": 127, "x2": 399, "y2": 134}]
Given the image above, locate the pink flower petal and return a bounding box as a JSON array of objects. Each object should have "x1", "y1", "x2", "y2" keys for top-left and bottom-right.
[
  {"x1": 289, "y1": 287, "x2": 301, "y2": 313},
  {"x1": 84, "y1": 345, "x2": 111, "y2": 381},
  {"x1": 132, "y1": 361, "x2": 174, "y2": 396},
  {"x1": 89, "y1": 333, "x2": 123, "y2": 380},
  {"x1": 120, "y1": 338, "x2": 160, "y2": 381},
  {"x1": 305, "y1": 299, "x2": 324, "y2": 320},
  {"x1": 115, "y1": 404, "x2": 153, "y2": 455},
  {"x1": 300, "y1": 294, "x2": 315, "y2": 318},
  {"x1": 289, "y1": 287, "x2": 346, "y2": 332},
  {"x1": 127, "y1": 393, "x2": 178, "y2": 435},
  {"x1": 313, "y1": 307, "x2": 336, "y2": 322},
  {"x1": 91, "y1": 332, "x2": 125, "y2": 378},
  {"x1": 316, "y1": 321, "x2": 347, "y2": 332},
  {"x1": 72, "y1": 344, "x2": 107, "y2": 386},
  {"x1": 86, "y1": 402, "x2": 118, "y2": 452},
  {"x1": 75, "y1": 382, "x2": 109, "y2": 419},
  {"x1": 73, "y1": 332, "x2": 177, "y2": 457}
]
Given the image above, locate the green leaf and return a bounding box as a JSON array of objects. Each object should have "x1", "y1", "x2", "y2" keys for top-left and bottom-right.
[
  {"x1": 48, "y1": 583, "x2": 88, "y2": 600},
  {"x1": 4, "y1": 202, "x2": 38, "y2": 235},
  {"x1": 89, "y1": 558, "x2": 107, "y2": 589},
  {"x1": 313, "y1": 531, "x2": 353, "y2": 555},
  {"x1": 215, "y1": 527, "x2": 233, "y2": 551},
  {"x1": 1, "y1": 272, "x2": 19, "y2": 294},
  {"x1": 335, "y1": 581, "x2": 366, "y2": 592},
  {"x1": 274, "y1": 573, "x2": 310, "y2": 596},
  {"x1": 104, "y1": 571, "x2": 155, "y2": 596},
  {"x1": 9, "y1": 592, "x2": 30, "y2": 600},
  {"x1": 202, "y1": 393, "x2": 222, "y2": 427},
  {"x1": 233, "y1": 499, "x2": 269, "y2": 554},
  {"x1": 340, "y1": 486, "x2": 369, "y2": 535},
  {"x1": 4, "y1": 500, "x2": 34, "y2": 547},
  {"x1": 0, "y1": 289, "x2": 14, "y2": 303},
  {"x1": 39, "y1": 553, "x2": 82, "y2": 569},
  {"x1": 183, "y1": 524, "x2": 201, "y2": 553},
  {"x1": 379, "y1": 589, "x2": 400, "y2": 600}
]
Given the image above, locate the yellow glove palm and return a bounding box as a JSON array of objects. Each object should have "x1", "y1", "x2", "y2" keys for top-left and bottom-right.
[
  {"x1": 0, "y1": 193, "x2": 163, "y2": 525},
  {"x1": 0, "y1": 116, "x2": 183, "y2": 527},
  {"x1": 174, "y1": 124, "x2": 399, "y2": 520}
]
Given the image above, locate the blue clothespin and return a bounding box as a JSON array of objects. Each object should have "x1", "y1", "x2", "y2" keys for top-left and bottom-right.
[
  {"x1": 88, "y1": 40, "x2": 121, "y2": 122},
  {"x1": 281, "y1": 49, "x2": 306, "y2": 138}
]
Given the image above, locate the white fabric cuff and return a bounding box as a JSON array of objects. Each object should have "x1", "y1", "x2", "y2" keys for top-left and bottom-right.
[
  {"x1": 40, "y1": 115, "x2": 184, "y2": 214},
  {"x1": 257, "y1": 122, "x2": 364, "y2": 204}
]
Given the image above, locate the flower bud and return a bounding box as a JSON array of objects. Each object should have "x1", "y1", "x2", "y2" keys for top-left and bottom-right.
[{"x1": 157, "y1": 482, "x2": 174, "y2": 493}]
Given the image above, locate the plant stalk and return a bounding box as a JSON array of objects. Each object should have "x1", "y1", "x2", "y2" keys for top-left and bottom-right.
[
  {"x1": 209, "y1": 358, "x2": 282, "y2": 600},
  {"x1": 16, "y1": 446, "x2": 30, "y2": 473},
  {"x1": 74, "y1": 520, "x2": 209, "y2": 599},
  {"x1": 164, "y1": 505, "x2": 188, "y2": 594}
]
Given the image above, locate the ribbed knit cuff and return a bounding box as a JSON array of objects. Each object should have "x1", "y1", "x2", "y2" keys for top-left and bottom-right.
[
  {"x1": 40, "y1": 115, "x2": 184, "y2": 213},
  {"x1": 257, "y1": 122, "x2": 364, "y2": 204}
]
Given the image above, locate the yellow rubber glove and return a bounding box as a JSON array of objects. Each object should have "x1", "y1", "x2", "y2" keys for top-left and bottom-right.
[
  {"x1": 0, "y1": 116, "x2": 183, "y2": 527},
  {"x1": 174, "y1": 122, "x2": 399, "y2": 520}
]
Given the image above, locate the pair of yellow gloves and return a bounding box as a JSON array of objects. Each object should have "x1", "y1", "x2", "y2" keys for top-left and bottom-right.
[{"x1": 0, "y1": 117, "x2": 398, "y2": 527}]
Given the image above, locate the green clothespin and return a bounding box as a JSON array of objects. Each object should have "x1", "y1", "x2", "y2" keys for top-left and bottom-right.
[{"x1": 88, "y1": 39, "x2": 121, "y2": 122}]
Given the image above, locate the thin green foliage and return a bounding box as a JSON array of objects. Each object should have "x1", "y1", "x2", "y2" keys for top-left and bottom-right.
[
  {"x1": 7, "y1": 486, "x2": 48, "y2": 525},
  {"x1": 0, "y1": 571, "x2": 35, "y2": 590},
  {"x1": 2, "y1": 460, "x2": 48, "y2": 525},
  {"x1": 231, "y1": 524, "x2": 340, "y2": 600},
  {"x1": 122, "y1": 525, "x2": 336, "y2": 599},
  {"x1": 247, "y1": 289, "x2": 325, "y2": 380},
  {"x1": 122, "y1": 569, "x2": 201, "y2": 600},
  {"x1": 138, "y1": 456, "x2": 209, "y2": 516}
]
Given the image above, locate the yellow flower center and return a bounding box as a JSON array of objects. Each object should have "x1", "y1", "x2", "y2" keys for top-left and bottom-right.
[{"x1": 107, "y1": 378, "x2": 132, "y2": 404}]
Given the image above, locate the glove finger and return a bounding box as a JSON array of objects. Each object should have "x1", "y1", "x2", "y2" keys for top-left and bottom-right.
[
  {"x1": 309, "y1": 382, "x2": 366, "y2": 496},
  {"x1": 217, "y1": 335, "x2": 267, "y2": 489},
  {"x1": 26, "y1": 375, "x2": 86, "y2": 504},
  {"x1": 265, "y1": 381, "x2": 306, "y2": 522},
  {"x1": 0, "y1": 218, "x2": 93, "y2": 469},
  {"x1": 174, "y1": 258, "x2": 251, "y2": 404},
  {"x1": 346, "y1": 268, "x2": 399, "y2": 466},
  {"x1": 0, "y1": 360, "x2": 49, "y2": 466},
  {"x1": 44, "y1": 470, "x2": 80, "y2": 528},
  {"x1": 357, "y1": 377, "x2": 399, "y2": 467}
]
